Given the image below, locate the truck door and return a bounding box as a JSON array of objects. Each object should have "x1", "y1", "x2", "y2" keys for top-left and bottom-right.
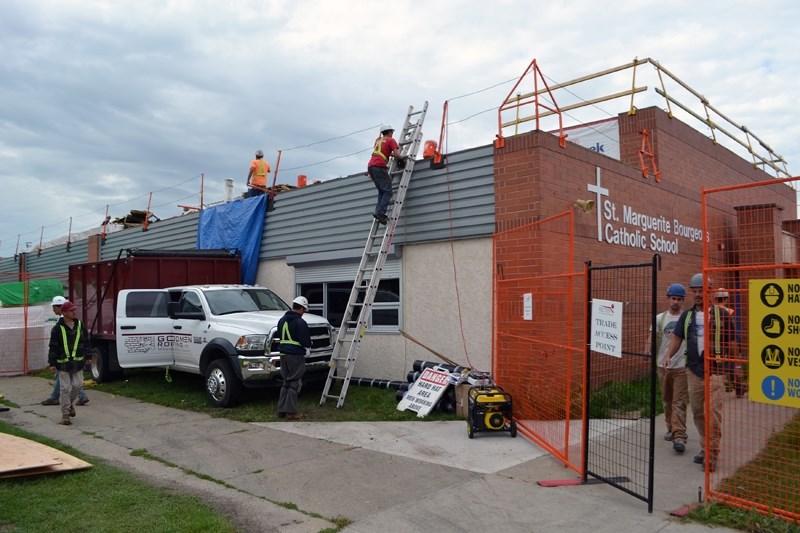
[
  {"x1": 171, "y1": 289, "x2": 209, "y2": 370},
  {"x1": 116, "y1": 290, "x2": 175, "y2": 367}
]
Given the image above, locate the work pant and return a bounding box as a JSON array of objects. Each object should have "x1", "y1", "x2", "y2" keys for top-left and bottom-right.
[
  {"x1": 687, "y1": 370, "x2": 724, "y2": 462},
  {"x1": 50, "y1": 370, "x2": 88, "y2": 402},
  {"x1": 58, "y1": 370, "x2": 83, "y2": 416},
  {"x1": 277, "y1": 352, "x2": 306, "y2": 415},
  {"x1": 368, "y1": 166, "x2": 392, "y2": 216},
  {"x1": 657, "y1": 366, "x2": 688, "y2": 442}
]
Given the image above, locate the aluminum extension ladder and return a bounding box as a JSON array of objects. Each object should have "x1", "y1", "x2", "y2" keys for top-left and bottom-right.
[{"x1": 320, "y1": 102, "x2": 428, "y2": 408}]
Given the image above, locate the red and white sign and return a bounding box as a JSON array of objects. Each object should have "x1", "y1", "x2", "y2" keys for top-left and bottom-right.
[{"x1": 396, "y1": 368, "x2": 450, "y2": 417}]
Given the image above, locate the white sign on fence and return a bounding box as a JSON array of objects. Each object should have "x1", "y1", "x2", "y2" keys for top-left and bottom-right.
[
  {"x1": 396, "y1": 367, "x2": 451, "y2": 417},
  {"x1": 590, "y1": 298, "x2": 623, "y2": 358}
]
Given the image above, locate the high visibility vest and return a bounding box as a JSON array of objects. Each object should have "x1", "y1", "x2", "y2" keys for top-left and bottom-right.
[
  {"x1": 251, "y1": 160, "x2": 269, "y2": 187},
  {"x1": 280, "y1": 319, "x2": 301, "y2": 346},
  {"x1": 372, "y1": 136, "x2": 389, "y2": 162},
  {"x1": 56, "y1": 321, "x2": 83, "y2": 364}
]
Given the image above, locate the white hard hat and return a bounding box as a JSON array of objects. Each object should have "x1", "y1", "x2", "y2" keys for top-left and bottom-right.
[
  {"x1": 52, "y1": 296, "x2": 66, "y2": 306},
  {"x1": 255, "y1": 149, "x2": 264, "y2": 157},
  {"x1": 292, "y1": 296, "x2": 309, "y2": 310},
  {"x1": 381, "y1": 124, "x2": 394, "y2": 133},
  {"x1": 714, "y1": 289, "x2": 730, "y2": 299}
]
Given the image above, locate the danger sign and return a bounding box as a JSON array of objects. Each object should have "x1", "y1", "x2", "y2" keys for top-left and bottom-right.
[{"x1": 396, "y1": 367, "x2": 450, "y2": 418}]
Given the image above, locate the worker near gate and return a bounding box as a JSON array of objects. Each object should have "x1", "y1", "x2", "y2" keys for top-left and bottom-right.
[
  {"x1": 41, "y1": 296, "x2": 89, "y2": 407},
  {"x1": 367, "y1": 125, "x2": 406, "y2": 225},
  {"x1": 649, "y1": 283, "x2": 688, "y2": 453},
  {"x1": 47, "y1": 301, "x2": 89, "y2": 426},
  {"x1": 246, "y1": 149, "x2": 271, "y2": 198},
  {"x1": 276, "y1": 296, "x2": 313, "y2": 420},
  {"x1": 664, "y1": 273, "x2": 733, "y2": 472}
]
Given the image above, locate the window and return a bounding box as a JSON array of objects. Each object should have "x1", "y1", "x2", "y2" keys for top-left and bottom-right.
[
  {"x1": 299, "y1": 279, "x2": 400, "y2": 330},
  {"x1": 125, "y1": 292, "x2": 168, "y2": 318}
]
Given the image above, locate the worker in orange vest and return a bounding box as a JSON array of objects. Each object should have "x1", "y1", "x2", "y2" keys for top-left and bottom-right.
[{"x1": 247, "y1": 149, "x2": 271, "y2": 198}]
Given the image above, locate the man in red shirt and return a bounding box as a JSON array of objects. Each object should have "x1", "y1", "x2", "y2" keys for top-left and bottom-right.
[
  {"x1": 367, "y1": 125, "x2": 406, "y2": 224},
  {"x1": 247, "y1": 149, "x2": 271, "y2": 198}
]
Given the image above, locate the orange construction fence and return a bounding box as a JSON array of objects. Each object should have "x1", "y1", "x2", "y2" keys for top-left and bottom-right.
[
  {"x1": 0, "y1": 272, "x2": 68, "y2": 375},
  {"x1": 493, "y1": 210, "x2": 586, "y2": 473},
  {"x1": 702, "y1": 176, "x2": 800, "y2": 522}
]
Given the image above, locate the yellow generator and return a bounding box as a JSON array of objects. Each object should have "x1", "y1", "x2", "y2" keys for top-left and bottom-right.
[{"x1": 467, "y1": 386, "x2": 516, "y2": 438}]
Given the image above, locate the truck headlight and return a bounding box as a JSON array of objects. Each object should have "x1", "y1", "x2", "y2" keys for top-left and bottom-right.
[{"x1": 236, "y1": 335, "x2": 267, "y2": 351}]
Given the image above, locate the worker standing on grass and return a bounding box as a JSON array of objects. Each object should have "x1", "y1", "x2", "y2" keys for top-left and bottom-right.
[
  {"x1": 650, "y1": 283, "x2": 688, "y2": 453},
  {"x1": 41, "y1": 296, "x2": 89, "y2": 407},
  {"x1": 47, "y1": 301, "x2": 88, "y2": 426},
  {"x1": 276, "y1": 296, "x2": 312, "y2": 420},
  {"x1": 246, "y1": 149, "x2": 271, "y2": 198},
  {"x1": 367, "y1": 125, "x2": 406, "y2": 225}
]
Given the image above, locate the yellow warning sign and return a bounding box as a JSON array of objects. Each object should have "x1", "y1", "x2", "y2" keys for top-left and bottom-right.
[{"x1": 749, "y1": 280, "x2": 800, "y2": 407}]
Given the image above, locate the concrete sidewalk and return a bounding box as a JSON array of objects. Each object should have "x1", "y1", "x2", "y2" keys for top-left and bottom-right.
[{"x1": 0, "y1": 376, "x2": 734, "y2": 532}]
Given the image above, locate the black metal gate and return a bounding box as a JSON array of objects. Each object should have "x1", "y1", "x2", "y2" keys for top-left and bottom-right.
[{"x1": 584, "y1": 255, "x2": 659, "y2": 512}]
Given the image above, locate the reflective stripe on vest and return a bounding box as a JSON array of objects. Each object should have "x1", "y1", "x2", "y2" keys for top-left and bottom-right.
[
  {"x1": 280, "y1": 320, "x2": 301, "y2": 346},
  {"x1": 713, "y1": 305, "x2": 722, "y2": 358},
  {"x1": 372, "y1": 137, "x2": 388, "y2": 162},
  {"x1": 56, "y1": 321, "x2": 82, "y2": 364},
  {"x1": 254, "y1": 160, "x2": 268, "y2": 178}
]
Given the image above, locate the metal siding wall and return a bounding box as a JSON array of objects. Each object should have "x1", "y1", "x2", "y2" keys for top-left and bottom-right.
[
  {"x1": 99, "y1": 214, "x2": 199, "y2": 260},
  {"x1": 0, "y1": 256, "x2": 20, "y2": 283},
  {"x1": 295, "y1": 259, "x2": 401, "y2": 283},
  {"x1": 25, "y1": 241, "x2": 89, "y2": 275},
  {"x1": 260, "y1": 144, "x2": 495, "y2": 259},
  {"x1": 10, "y1": 145, "x2": 495, "y2": 273}
]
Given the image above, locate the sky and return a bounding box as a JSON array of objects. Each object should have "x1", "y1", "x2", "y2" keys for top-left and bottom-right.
[{"x1": 1, "y1": 0, "x2": 798, "y2": 258}]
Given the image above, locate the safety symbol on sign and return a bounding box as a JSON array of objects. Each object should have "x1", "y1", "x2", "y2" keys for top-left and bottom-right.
[
  {"x1": 761, "y1": 345, "x2": 785, "y2": 369},
  {"x1": 761, "y1": 314, "x2": 784, "y2": 338},
  {"x1": 761, "y1": 376, "x2": 785, "y2": 401},
  {"x1": 760, "y1": 283, "x2": 783, "y2": 308}
]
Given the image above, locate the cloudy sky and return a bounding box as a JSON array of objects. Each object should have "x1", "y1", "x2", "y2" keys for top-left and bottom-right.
[{"x1": 1, "y1": 0, "x2": 798, "y2": 258}]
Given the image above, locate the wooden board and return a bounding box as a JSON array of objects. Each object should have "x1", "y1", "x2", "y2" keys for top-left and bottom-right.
[{"x1": 0, "y1": 432, "x2": 92, "y2": 478}]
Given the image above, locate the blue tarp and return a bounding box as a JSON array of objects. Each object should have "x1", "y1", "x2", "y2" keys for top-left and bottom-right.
[{"x1": 197, "y1": 194, "x2": 267, "y2": 285}]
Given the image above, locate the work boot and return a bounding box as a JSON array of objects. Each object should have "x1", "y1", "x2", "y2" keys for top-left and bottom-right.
[
  {"x1": 693, "y1": 450, "x2": 704, "y2": 464},
  {"x1": 41, "y1": 398, "x2": 59, "y2": 406},
  {"x1": 69, "y1": 405, "x2": 76, "y2": 417},
  {"x1": 77, "y1": 397, "x2": 89, "y2": 406},
  {"x1": 58, "y1": 415, "x2": 71, "y2": 425},
  {"x1": 664, "y1": 430, "x2": 672, "y2": 441},
  {"x1": 672, "y1": 440, "x2": 686, "y2": 453},
  {"x1": 372, "y1": 213, "x2": 388, "y2": 225}
]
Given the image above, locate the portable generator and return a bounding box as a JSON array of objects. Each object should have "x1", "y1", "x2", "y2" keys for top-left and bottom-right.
[{"x1": 467, "y1": 386, "x2": 516, "y2": 438}]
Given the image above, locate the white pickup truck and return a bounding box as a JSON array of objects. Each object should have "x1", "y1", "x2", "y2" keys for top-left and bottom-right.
[{"x1": 114, "y1": 285, "x2": 334, "y2": 407}]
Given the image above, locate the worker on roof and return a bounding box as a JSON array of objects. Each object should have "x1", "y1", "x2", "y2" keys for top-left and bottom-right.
[
  {"x1": 367, "y1": 125, "x2": 406, "y2": 225},
  {"x1": 246, "y1": 148, "x2": 271, "y2": 198}
]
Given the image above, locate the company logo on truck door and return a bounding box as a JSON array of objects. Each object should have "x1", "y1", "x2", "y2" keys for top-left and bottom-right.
[
  {"x1": 122, "y1": 334, "x2": 191, "y2": 353},
  {"x1": 587, "y1": 167, "x2": 706, "y2": 255}
]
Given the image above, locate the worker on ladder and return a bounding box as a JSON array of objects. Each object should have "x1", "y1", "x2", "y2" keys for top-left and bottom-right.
[
  {"x1": 246, "y1": 148, "x2": 271, "y2": 198},
  {"x1": 367, "y1": 125, "x2": 406, "y2": 225}
]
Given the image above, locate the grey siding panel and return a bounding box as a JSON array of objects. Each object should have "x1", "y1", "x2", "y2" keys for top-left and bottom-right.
[
  {"x1": 0, "y1": 256, "x2": 20, "y2": 283},
  {"x1": 295, "y1": 259, "x2": 401, "y2": 283},
  {"x1": 99, "y1": 214, "x2": 200, "y2": 260},
  {"x1": 26, "y1": 241, "x2": 89, "y2": 275},
  {"x1": 260, "y1": 144, "x2": 494, "y2": 259}
]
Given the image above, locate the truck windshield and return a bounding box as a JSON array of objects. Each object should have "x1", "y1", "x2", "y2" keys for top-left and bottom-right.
[{"x1": 204, "y1": 289, "x2": 289, "y2": 315}]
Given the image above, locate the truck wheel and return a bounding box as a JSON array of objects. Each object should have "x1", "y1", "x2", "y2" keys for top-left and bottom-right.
[
  {"x1": 206, "y1": 359, "x2": 242, "y2": 408},
  {"x1": 90, "y1": 347, "x2": 123, "y2": 383}
]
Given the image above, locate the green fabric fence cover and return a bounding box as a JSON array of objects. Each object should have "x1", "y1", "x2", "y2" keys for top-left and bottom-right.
[{"x1": 0, "y1": 279, "x2": 64, "y2": 307}]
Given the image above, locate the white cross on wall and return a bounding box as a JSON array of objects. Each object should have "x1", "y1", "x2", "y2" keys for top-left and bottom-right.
[{"x1": 587, "y1": 167, "x2": 608, "y2": 242}]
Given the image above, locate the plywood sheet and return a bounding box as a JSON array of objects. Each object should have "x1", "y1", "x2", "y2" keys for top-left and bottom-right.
[{"x1": 0, "y1": 432, "x2": 92, "y2": 478}]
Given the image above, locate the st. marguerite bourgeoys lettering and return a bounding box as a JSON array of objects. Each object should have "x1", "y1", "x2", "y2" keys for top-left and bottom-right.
[{"x1": 587, "y1": 167, "x2": 706, "y2": 255}]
